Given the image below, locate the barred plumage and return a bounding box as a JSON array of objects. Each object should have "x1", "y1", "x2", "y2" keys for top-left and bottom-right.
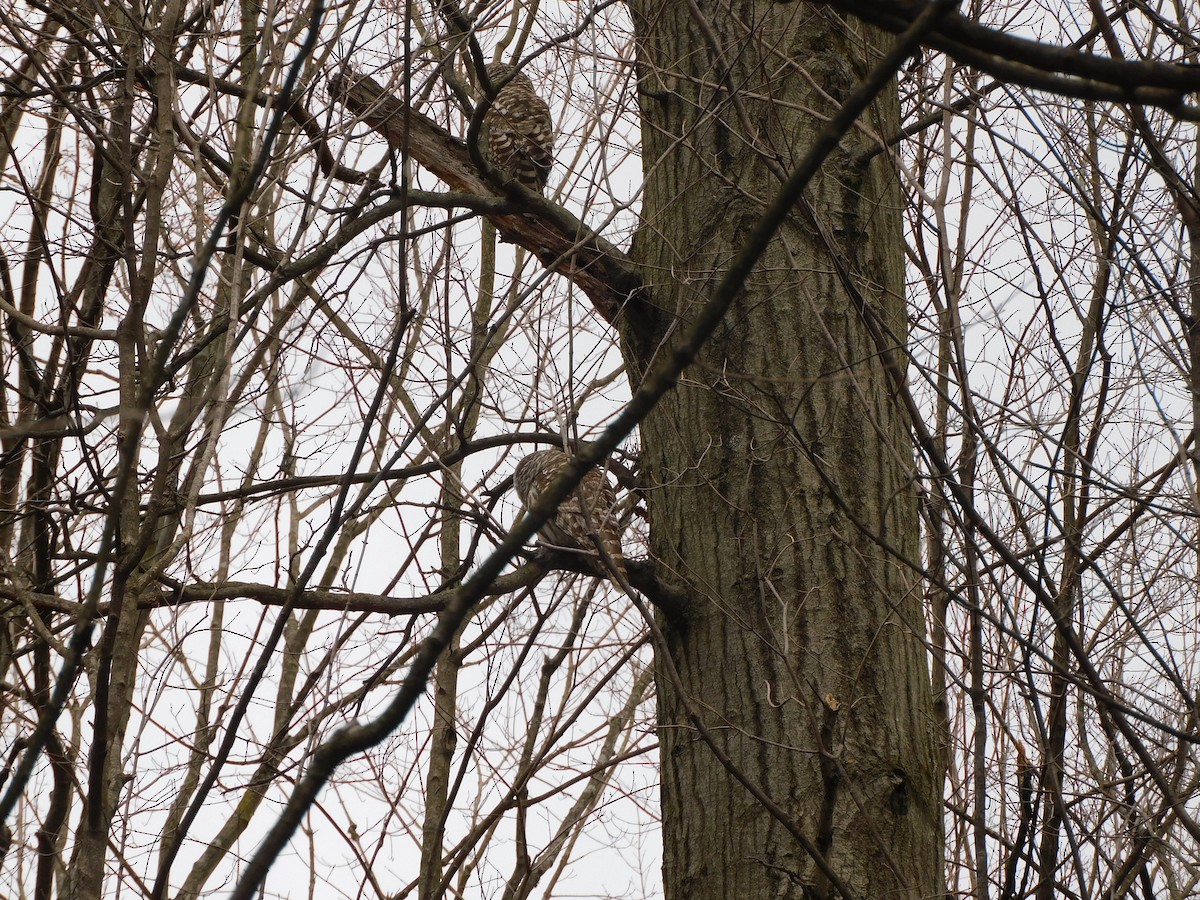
[
  {"x1": 481, "y1": 63, "x2": 554, "y2": 194},
  {"x1": 513, "y1": 449, "x2": 626, "y2": 581}
]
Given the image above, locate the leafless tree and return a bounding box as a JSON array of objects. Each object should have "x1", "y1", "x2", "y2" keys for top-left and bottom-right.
[{"x1": 1, "y1": 1, "x2": 1198, "y2": 899}]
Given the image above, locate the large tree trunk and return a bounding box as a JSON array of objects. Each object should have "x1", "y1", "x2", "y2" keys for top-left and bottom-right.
[{"x1": 625, "y1": 3, "x2": 941, "y2": 896}]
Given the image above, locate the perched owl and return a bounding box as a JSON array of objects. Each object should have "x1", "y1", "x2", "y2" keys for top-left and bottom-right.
[
  {"x1": 481, "y1": 62, "x2": 554, "y2": 194},
  {"x1": 513, "y1": 448, "x2": 626, "y2": 581}
]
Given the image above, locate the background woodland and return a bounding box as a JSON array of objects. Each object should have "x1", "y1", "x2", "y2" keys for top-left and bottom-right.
[{"x1": 2, "y1": 1, "x2": 1200, "y2": 898}]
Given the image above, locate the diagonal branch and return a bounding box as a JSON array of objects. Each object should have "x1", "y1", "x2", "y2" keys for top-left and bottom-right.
[
  {"x1": 327, "y1": 69, "x2": 647, "y2": 324},
  {"x1": 814, "y1": 0, "x2": 1200, "y2": 119}
]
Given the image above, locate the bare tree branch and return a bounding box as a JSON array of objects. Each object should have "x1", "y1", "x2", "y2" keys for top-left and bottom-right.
[
  {"x1": 815, "y1": 0, "x2": 1200, "y2": 117},
  {"x1": 327, "y1": 68, "x2": 647, "y2": 324}
]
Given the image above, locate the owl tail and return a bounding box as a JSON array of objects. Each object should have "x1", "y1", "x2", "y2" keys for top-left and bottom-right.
[{"x1": 592, "y1": 531, "x2": 628, "y2": 587}]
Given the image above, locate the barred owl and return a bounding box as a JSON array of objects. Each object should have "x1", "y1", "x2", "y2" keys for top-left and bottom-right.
[
  {"x1": 513, "y1": 448, "x2": 626, "y2": 581},
  {"x1": 481, "y1": 63, "x2": 554, "y2": 194}
]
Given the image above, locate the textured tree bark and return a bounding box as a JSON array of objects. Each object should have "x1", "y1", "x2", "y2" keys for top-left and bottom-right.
[{"x1": 624, "y1": 3, "x2": 941, "y2": 896}]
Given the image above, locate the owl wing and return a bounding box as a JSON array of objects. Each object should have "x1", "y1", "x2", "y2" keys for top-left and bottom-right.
[{"x1": 483, "y1": 76, "x2": 554, "y2": 193}]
